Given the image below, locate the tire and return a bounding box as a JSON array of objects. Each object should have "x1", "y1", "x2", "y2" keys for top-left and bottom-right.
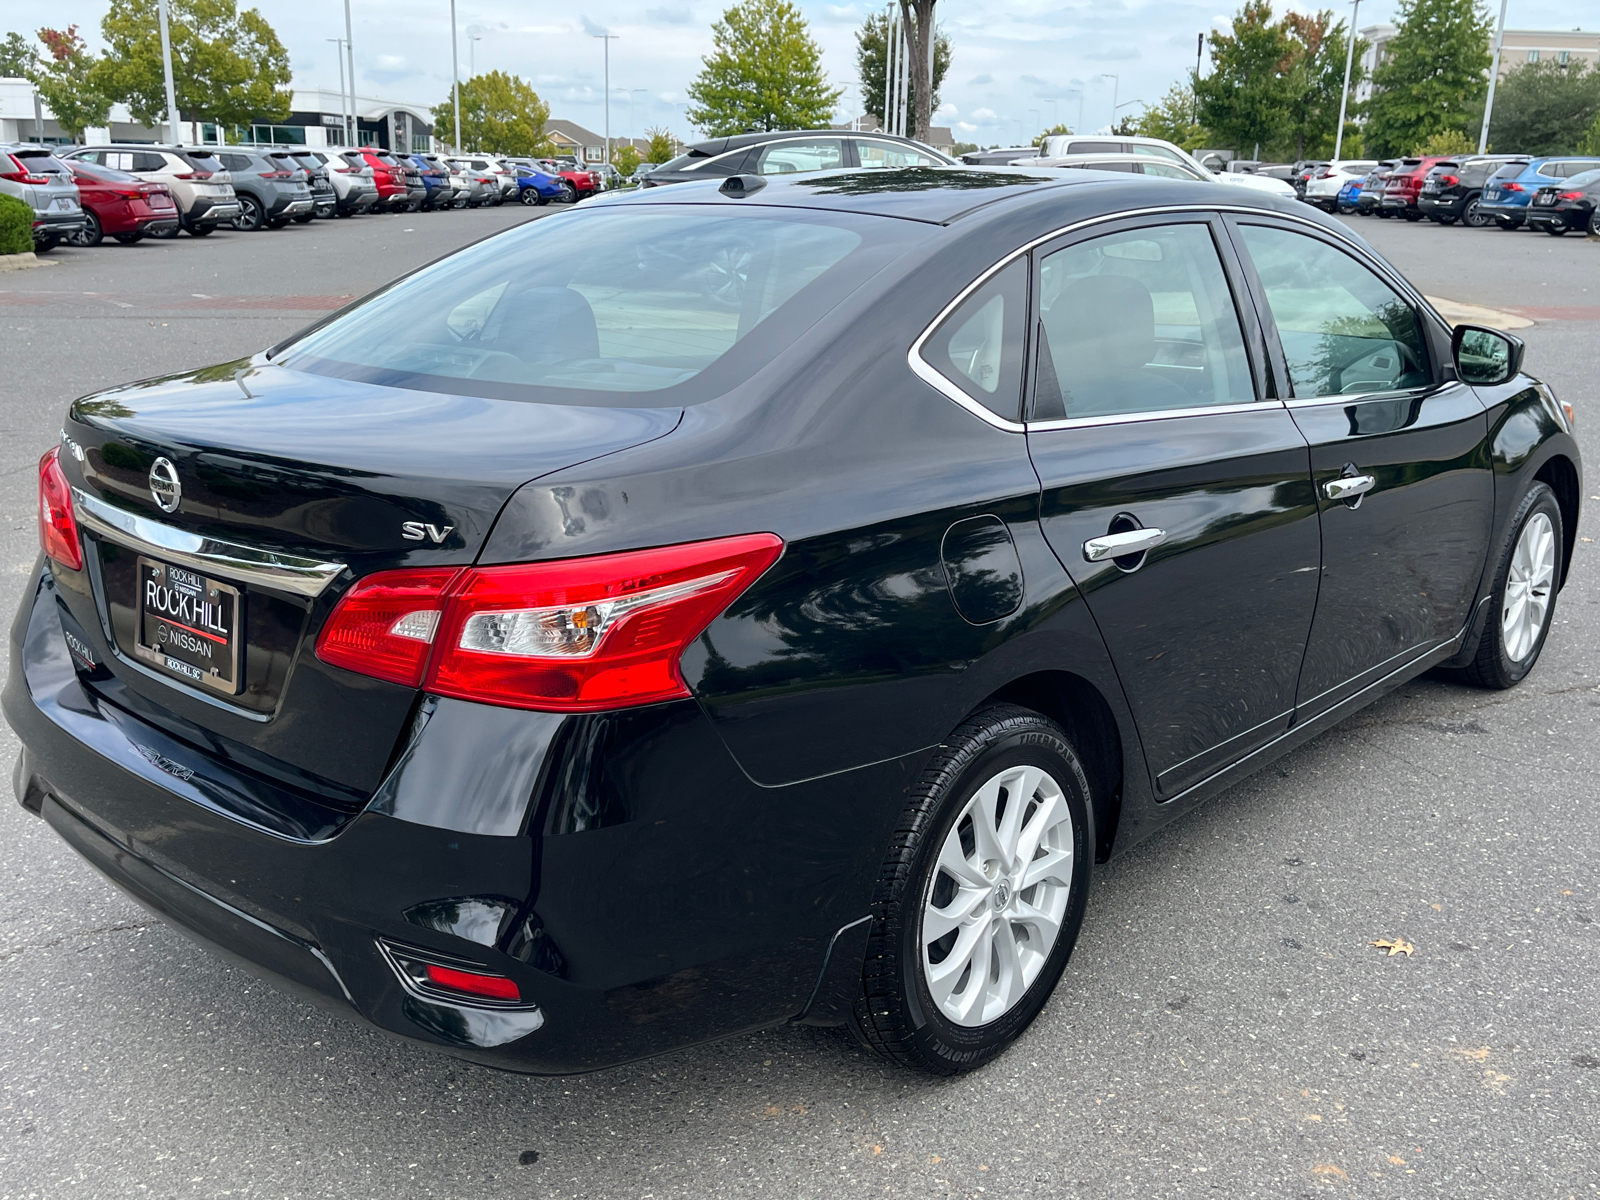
[
  {"x1": 70, "y1": 211, "x2": 103, "y2": 247},
  {"x1": 233, "y1": 195, "x2": 264, "y2": 231},
  {"x1": 1377, "y1": 209, "x2": 1393, "y2": 218},
  {"x1": 268, "y1": 217, "x2": 290, "y2": 229},
  {"x1": 187, "y1": 223, "x2": 213, "y2": 237},
  {"x1": 1463, "y1": 197, "x2": 1490, "y2": 228},
  {"x1": 293, "y1": 214, "x2": 314, "y2": 224},
  {"x1": 1496, "y1": 218, "x2": 1518, "y2": 231},
  {"x1": 1543, "y1": 226, "x2": 1565, "y2": 236},
  {"x1": 1591, "y1": 210, "x2": 1600, "y2": 237},
  {"x1": 1460, "y1": 483, "x2": 1562, "y2": 690},
  {"x1": 113, "y1": 233, "x2": 143, "y2": 245},
  {"x1": 847, "y1": 704, "x2": 1094, "y2": 1076},
  {"x1": 560, "y1": 181, "x2": 577, "y2": 204},
  {"x1": 1436, "y1": 216, "x2": 1457, "y2": 226},
  {"x1": 1402, "y1": 210, "x2": 1423, "y2": 221},
  {"x1": 519, "y1": 187, "x2": 539, "y2": 206},
  {"x1": 536, "y1": 193, "x2": 549, "y2": 206}
]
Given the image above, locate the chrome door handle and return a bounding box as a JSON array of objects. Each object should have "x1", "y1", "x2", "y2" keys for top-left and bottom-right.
[
  {"x1": 1324, "y1": 474, "x2": 1376, "y2": 501},
  {"x1": 1083, "y1": 527, "x2": 1167, "y2": 562}
]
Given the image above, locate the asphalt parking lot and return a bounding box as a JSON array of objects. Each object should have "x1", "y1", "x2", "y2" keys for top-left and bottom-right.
[{"x1": 1, "y1": 205, "x2": 1596, "y2": 1199}]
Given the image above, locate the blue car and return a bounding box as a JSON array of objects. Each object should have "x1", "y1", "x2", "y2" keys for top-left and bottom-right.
[
  {"x1": 513, "y1": 164, "x2": 563, "y2": 207},
  {"x1": 1479, "y1": 156, "x2": 1600, "y2": 229},
  {"x1": 1336, "y1": 178, "x2": 1362, "y2": 214},
  {"x1": 403, "y1": 153, "x2": 456, "y2": 210}
]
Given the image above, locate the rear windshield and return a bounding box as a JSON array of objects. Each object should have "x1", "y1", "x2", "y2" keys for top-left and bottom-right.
[
  {"x1": 1488, "y1": 163, "x2": 1526, "y2": 182},
  {"x1": 71, "y1": 161, "x2": 141, "y2": 184},
  {"x1": 275, "y1": 206, "x2": 910, "y2": 406}
]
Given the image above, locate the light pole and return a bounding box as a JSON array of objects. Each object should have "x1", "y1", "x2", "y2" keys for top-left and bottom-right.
[
  {"x1": 594, "y1": 33, "x2": 618, "y2": 163},
  {"x1": 449, "y1": 0, "x2": 461, "y2": 152},
  {"x1": 343, "y1": 0, "x2": 356, "y2": 146},
  {"x1": 1099, "y1": 74, "x2": 1118, "y2": 132},
  {"x1": 469, "y1": 32, "x2": 481, "y2": 77},
  {"x1": 1333, "y1": 0, "x2": 1360, "y2": 160},
  {"x1": 328, "y1": 38, "x2": 349, "y2": 146},
  {"x1": 156, "y1": 0, "x2": 182, "y2": 144},
  {"x1": 1479, "y1": 0, "x2": 1510, "y2": 154}
]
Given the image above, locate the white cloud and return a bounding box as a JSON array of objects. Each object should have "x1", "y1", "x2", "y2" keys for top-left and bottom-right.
[{"x1": 971, "y1": 107, "x2": 997, "y2": 121}]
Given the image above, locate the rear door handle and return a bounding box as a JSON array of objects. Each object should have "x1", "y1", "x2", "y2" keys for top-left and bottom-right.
[
  {"x1": 1083, "y1": 528, "x2": 1167, "y2": 562},
  {"x1": 1324, "y1": 474, "x2": 1376, "y2": 501}
]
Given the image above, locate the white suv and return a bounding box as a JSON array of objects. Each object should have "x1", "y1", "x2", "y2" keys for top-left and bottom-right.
[
  {"x1": 64, "y1": 145, "x2": 240, "y2": 236},
  {"x1": 1033, "y1": 135, "x2": 1297, "y2": 198}
]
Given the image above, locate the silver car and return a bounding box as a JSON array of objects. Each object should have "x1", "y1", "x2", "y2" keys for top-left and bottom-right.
[
  {"x1": 0, "y1": 144, "x2": 86, "y2": 251},
  {"x1": 64, "y1": 145, "x2": 240, "y2": 237}
]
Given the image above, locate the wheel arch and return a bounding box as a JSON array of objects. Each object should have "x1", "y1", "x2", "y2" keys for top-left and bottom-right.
[
  {"x1": 979, "y1": 670, "x2": 1123, "y2": 862},
  {"x1": 1534, "y1": 453, "x2": 1580, "y2": 588}
]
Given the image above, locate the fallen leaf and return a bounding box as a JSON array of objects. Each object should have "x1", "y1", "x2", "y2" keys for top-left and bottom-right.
[
  {"x1": 1430, "y1": 903, "x2": 1442, "y2": 911},
  {"x1": 1370, "y1": 937, "x2": 1415, "y2": 957},
  {"x1": 1562, "y1": 889, "x2": 1573, "y2": 896},
  {"x1": 872, "y1": 1145, "x2": 883, "y2": 1155},
  {"x1": 1303, "y1": 1113, "x2": 1323, "y2": 1122},
  {"x1": 1388, "y1": 1156, "x2": 1406, "y2": 1165},
  {"x1": 1451, "y1": 1046, "x2": 1491, "y2": 1062},
  {"x1": 1311, "y1": 1162, "x2": 1349, "y2": 1180},
  {"x1": 1482, "y1": 1069, "x2": 1511, "y2": 1093},
  {"x1": 928, "y1": 1156, "x2": 942, "y2": 1164}
]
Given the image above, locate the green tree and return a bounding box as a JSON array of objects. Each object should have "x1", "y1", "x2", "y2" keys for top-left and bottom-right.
[
  {"x1": 1363, "y1": 0, "x2": 1491, "y2": 158},
  {"x1": 644, "y1": 126, "x2": 676, "y2": 163},
  {"x1": 1279, "y1": 11, "x2": 1364, "y2": 159},
  {"x1": 855, "y1": 11, "x2": 949, "y2": 129},
  {"x1": 612, "y1": 144, "x2": 640, "y2": 176},
  {"x1": 1, "y1": 30, "x2": 38, "y2": 76},
  {"x1": 1417, "y1": 127, "x2": 1475, "y2": 155},
  {"x1": 1197, "y1": 0, "x2": 1294, "y2": 155},
  {"x1": 1136, "y1": 81, "x2": 1210, "y2": 151},
  {"x1": 31, "y1": 27, "x2": 111, "y2": 141},
  {"x1": 1580, "y1": 109, "x2": 1600, "y2": 155},
  {"x1": 685, "y1": 0, "x2": 843, "y2": 136},
  {"x1": 432, "y1": 72, "x2": 551, "y2": 155},
  {"x1": 1471, "y1": 61, "x2": 1600, "y2": 155},
  {"x1": 1031, "y1": 122, "x2": 1073, "y2": 147},
  {"x1": 95, "y1": 0, "x2": 291, "y2": 131}
]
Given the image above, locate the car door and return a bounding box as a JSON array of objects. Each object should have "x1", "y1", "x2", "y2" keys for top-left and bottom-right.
[
  {"x1": 1024, "y1": 214, "x2": 1321, "y2": 798},
  {"x1": 1227, "y1": 218, "x2": 1493, "y2": 720}
]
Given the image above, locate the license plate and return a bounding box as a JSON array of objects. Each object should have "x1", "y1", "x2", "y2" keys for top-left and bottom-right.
[
  {"x1": 134, "y1": 557, "x2": 242, "y2": 694},
  {"x1": 1533, "y1": 193, "x2": 1556, "y2": 205},
  {"x1": 52, "y1": 197, "x2": 73, "y2": 210}
]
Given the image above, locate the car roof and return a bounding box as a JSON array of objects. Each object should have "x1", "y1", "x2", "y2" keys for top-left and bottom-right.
[
  {"x1": 686, "y1": 128, "x2": 949, "y2": 157},
  {"x1": 590, "y1": 165, "x2": 1297, "y2": 226}
]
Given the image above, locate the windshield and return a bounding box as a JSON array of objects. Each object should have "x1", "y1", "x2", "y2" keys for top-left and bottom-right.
[{"x1": 277, "y1": 206, "x2": 900, "y2": 405}]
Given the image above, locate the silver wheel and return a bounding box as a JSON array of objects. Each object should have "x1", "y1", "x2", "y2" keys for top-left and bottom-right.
[
  {"x1": 921, "y1": 763, "x2": 1075, "y2": 1027},
  {"x1": 1500, "y1": 511, "x2": 1555, "y2": 663}
]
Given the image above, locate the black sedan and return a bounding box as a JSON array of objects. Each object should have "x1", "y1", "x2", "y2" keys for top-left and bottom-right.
[
  {"x1": 7, "y1": 167, "x2": 1581, "y2": 1077},
  {"x1": 642, "y1": 128, "x2": 954, "y2": 186},
  {"x1": 1525, "y1": 167, "x2": 1600, "y2": 236}
]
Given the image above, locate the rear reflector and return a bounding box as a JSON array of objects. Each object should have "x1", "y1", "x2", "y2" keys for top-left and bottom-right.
[
  {"x1": 38, "y1": 447, "x2": 83, "y2": 571},
  {"x1": 316, "y1": 533, "x2": 783, "y2": 710},
  {"x1": 423, "y1": 964, "x2": 521, "y2": 1002}
]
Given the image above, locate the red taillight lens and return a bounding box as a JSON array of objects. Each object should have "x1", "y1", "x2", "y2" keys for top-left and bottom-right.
[
  {"x1": 1, "y1": 163, "x2": 50, "y2": 184},
  {"x1": 1504, "y1": 182, "x2": 1523, "y2": 192},
  {"x1": 315, "y1": 567, "x2": 460, "y2": 687},
  {"x1": 315, "y1": 533, "x2": 783, "y2": 709},
  {"x1": 1439, "y1": 174, "x2": 1459, "y2": 186},
  {"x1": 423, "y1": 964, "x2": 521, "y2": 1001},
  {"x1": 1559, "y1": 191, "x2": 1583, "y2": 201},
  {"x1": 1316, "y1": 169, "x2": 1334, "y2": 179},
  {"x1": 38, "y1": 447, "x2": 83, "y2": 572}
]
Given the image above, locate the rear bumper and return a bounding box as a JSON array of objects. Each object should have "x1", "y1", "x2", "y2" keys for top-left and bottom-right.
[
  {"x1": 1416, "y1": 194, "x2": 1463, "y2": 218},
  {"x1": 1524, "y1": 207, "x2": 1583, "y2": 229},
  {"x1": 33, "y1": 210, "x2": 86, "y2": 234},
  {"x1": 1477, "y1": 201, "x2": 1526, "y2": 224},
  {"x1": 187, "y1": 197, "x2": 241, "y2": 225},
  {"x1": 5, "y1": 562, "x2": 899, "y2": 1073}
]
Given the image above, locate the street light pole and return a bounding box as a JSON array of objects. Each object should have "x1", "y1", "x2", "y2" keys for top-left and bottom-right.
[
  {"x1": 1100, "y1": 74, "x2": 1118, "y2": 132},
  {"x1": 594, "y1": 33, "x2": 618, "y2": 163},
  {"x1": 1479, "y1": 0, "x2": 1510, "y2": 155},
  {"x1": 1333, "y1": 0, "x2": 1360, "y2": 160},
  {"x1": 469, "y1": 33, "x2": 481, "y2": 77},
  {"x1": 156, "y1": 0, "x2": 182, "y2": 144},
  {"x1": 328, "y1": 38, "x2": 348, "y2": 147},
  {"x1": 449, "y1": 0, "x2": 461, "y2": 152},
  {"x1": 343, "y1": 0, "x2": 356, "y2": 146}
]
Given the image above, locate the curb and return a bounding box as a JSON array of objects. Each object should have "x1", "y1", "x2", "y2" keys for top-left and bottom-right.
[{"x1": 1423, "y1": 295, "x2": 1535, "y2": 331}]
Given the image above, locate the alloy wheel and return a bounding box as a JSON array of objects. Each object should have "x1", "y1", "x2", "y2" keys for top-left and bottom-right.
[
  {"x1": 233, "y1": 196, "x2": 263, "y2": 231},
  {"x1": 1463, "y1": 198, "x2": 1489, "y2": 227},
  {"x1": 921, "y1": 763, "x2": 1075, "y2": 1027},
  {"x1": 70, "y1": 211, "x2": 102, "y2": 247},
  {"x1": 1500, "y1": 512, "x2": 1555, "y2": 664}
]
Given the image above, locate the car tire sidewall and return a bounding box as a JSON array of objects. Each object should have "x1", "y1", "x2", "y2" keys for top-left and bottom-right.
[
  {"x1": 1464, "y1": 197, "x2": 1489, "y2": 227},
  {"x1": 1475, "y1": 484, "x2": 1563, "y2": 688},
  {"x1": 233, "y1": 195, "x2": 262, "y2": 231},
  {"x1": 862, "y1": 710, "x2": 1093, "y2": 1074},
  {"x1": 75, "y1": 211, "x2": 103, "y2": 246},
  {"x1": 561, "y1": 181, "x2": 577, "y2": 204}
]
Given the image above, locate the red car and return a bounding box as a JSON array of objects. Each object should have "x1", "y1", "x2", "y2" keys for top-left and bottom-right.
[
  {"x1": 540, "y1": 159, "x2": 600, "y2": 203},
  {"x1": 65, "y1": 161, "x2": 180, "y2": 245},
  {"x1": 1377, "y1": 155, "x2": 1453, "y2": 221},
  {"x1": 343, "y1": 149, "x2": 410, "y2": 211}
]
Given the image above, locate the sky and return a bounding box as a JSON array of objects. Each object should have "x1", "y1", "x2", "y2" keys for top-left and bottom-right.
[{"x1": 5, "y1": 0, "x2": 1590, "y2": 146}]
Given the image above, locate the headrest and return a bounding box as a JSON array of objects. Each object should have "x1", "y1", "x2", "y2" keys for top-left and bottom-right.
[
  {"x1": 1053, "y1": 274, "x2": 1156, "y2": 373},
  {"x1": 496, "y1": 286, "x2": 599, "y2": 360}
]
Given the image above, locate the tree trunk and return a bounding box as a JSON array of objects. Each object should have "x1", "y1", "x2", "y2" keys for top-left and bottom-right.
[{"x1": 899, "y1": 0, "x2": 937, "y2": 142}]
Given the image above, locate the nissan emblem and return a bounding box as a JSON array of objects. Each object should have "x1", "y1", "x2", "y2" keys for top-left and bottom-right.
[{"x1": 148, "y1": 457, "x2": 182, "y2": 513}]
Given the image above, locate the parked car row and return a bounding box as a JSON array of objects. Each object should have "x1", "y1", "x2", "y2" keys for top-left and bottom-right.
[
  {"x1": 0, "y1": 140, "x2": 612, "y2": 254},
  {"x1": 1303, "y1": 151, "x2": 1600, "y2": 237}
]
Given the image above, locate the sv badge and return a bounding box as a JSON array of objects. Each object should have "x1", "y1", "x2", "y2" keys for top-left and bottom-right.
[{"x1": 401, "y1": 522, "x2": 454, "y2": 544}]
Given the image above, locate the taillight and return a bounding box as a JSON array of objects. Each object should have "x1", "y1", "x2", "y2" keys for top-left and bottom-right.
[
  {"x1": 1504, "y1": 182, "x2": 1524, "y2": 192},
  {"x1": 1316, "y1": 169, "x2": 1334, "y2": 179},
  {"x1": 2, "y1": 158, "x2": 50, "y2": 185},
  {"x1": 315, "y1": 533, "x2": 783, "y2": 710},
  {"x1": 38, "y1": 447, "x2": 83, "y2": 571},
  {"x1": 1439, "y1": 174, "x2": 1459, "y2": 186},
  {"x1": 423, "y1": 964, "x2": 520, "y2": 1002},
  {"x1": 315, "y1": 567, "x2": 460, "y2": 686},
  {"x1": 1559, "y1": 191, "x2": 1583, "y2": 201}
]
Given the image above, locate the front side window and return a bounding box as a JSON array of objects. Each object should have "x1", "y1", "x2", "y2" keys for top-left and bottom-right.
[
  {"x1": 921, "y1": 259, "x2": 1028, "y2": 421},
  {"x1": 1129, "y1": 144, "x2": 1187, "y2": 165},
  {"x1": 754, "y1": 139, "x2": 844, "y2": 175},
  {"x1": 1033, "y1": 223, "x2": 1254, "y2": 420},
  {"x1": 1139, "y1": 162, "x2": 1200, "y2": 180},
  {"x1": 855, "y1": 140, "x2": 944, "y2": 169},
  {"x1": 278, "y1": 207, "x2": 889, "y2": 403},
  {"x1": 1238, "y1": 224, "x2": 1429, "y2": 398}
]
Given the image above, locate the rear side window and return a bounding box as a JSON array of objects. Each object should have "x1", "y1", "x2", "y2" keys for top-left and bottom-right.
[
  {"x1": 1068, "y1": 140, "x2": 1123, "y2": 155},
  {"x1": 1033, "y1": 223, "x2": 1254, "y2": 421},
  {"x1": 922, "y1": 259, "x2": 1029, "y2": 421},
  {"x1": 1129, "y1": 144, "x2": 1186, "y2": 165},
  {"x1": 1238, "y1": 224, "x2": 1429, "y2": 399},
  {"x1": 754, "y1": 138, "x2": 844, "y2": 175},
  {"x1": 279, "y1": 208, "x2": 882, "y2": 404},
  {"x1": 1555, "y1": 159, "x2": 1600, "y2": 178}
]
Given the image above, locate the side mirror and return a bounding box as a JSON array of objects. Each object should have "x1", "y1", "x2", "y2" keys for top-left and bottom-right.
[{"x1": 1451, "y1": 324, "x2": 1525, "y2": 387}]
